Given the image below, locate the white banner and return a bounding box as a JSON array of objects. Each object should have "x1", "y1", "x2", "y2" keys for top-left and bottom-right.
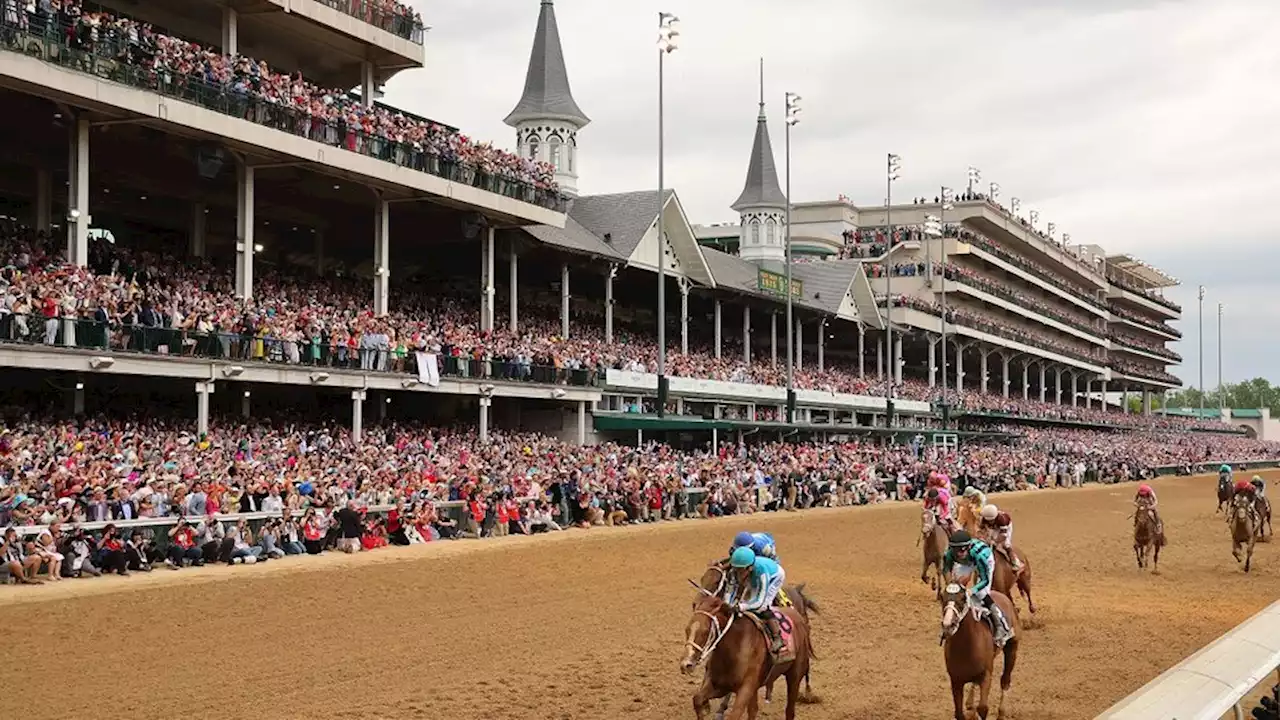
[{"x1": 416, "y1": 352, "x2": 440, "y2": 386}]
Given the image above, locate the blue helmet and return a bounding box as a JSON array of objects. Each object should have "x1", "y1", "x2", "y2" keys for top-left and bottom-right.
[
  {"x1": 1221, "y1": 464, "x2": 1232, "y2": 473},
  {"x1": 730, "y1": 546, "x2": 756, "y2": 568},
  {"x1": 732, "y1": 531, "x2": 755, "y2": 549}
]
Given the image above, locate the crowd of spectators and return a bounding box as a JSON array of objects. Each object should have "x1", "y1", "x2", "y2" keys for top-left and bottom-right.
[
  {"x1": 2, "y1": 411, "x2": 1276, "y2": 583},
  {"x1": 316, "y1": 0, "x2": 425, "y2": 42},
  {"x1": 952, "y1": 389, "x2": 1223, "y2": 432},
  {"x1": 1112, "y1": 329, "x2": 1182, "y2": 362},
  {"x1": 0, "y1": 0, "x2": 557, "y2": 202},
  {"x1": 1111, "y1": 303, "x2": 1181, "y2": 338}
]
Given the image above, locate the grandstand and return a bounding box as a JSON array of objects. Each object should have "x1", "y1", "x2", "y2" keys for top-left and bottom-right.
[{"x1": 0, "y1": 0, "x2": 1203, "y2": 449}]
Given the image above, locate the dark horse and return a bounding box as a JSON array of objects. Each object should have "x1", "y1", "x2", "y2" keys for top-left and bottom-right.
[
  {"x1": 990, "y1": 547, "x2": 1036, "y2": 616},
  {"x1": 1217, "y1": 476, "x2": 1233, "y2": 513},
  {"x1": 939, "y1": 580, "x2": 1020, "y2": 720},
  {"x1": 681, "y1": 591, "x2": 814, "y2": 720},
  {"x1": 920, "y1": 508, "x2": 948, "y2": 598},
  {"x1": 1133, "y1": 506, "x2": 1164, "y2": 572}
]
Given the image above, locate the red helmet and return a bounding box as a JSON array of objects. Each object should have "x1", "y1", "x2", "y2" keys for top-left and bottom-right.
[
  {"x1": 1137, "y1": 484, "x2": 1152, "y2": 496},
  {"x1": 1235, "y1": 479, "x2": 1253, "y2": 492}
]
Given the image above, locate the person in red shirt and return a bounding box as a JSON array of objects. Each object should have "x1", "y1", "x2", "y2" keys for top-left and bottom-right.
[
  {"x1": 495, "y1": 498, "x2": 510, "y2": 538},
  {"x1": 165, "y1": 517, "x2": 203, "y2": 568},
  {"x1": 97, "y1": 524, "x2": 129, "y2": 575}
]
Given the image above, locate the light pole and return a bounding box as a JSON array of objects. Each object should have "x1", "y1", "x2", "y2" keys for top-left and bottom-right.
[
  {"x1": 1198, "y1": 285, "x2": 1205, "y2": 416},
  {"x1": 989, "y1": 182, "x2": 1000, "y2": 204},
  {"x1": 784, "y1": 91, "x2": 801, "y2": 423},
  {"x1": 940, "y1": 187, "x2": 955, "y2": 423},
  {"x1": 655, "y1": 12, "x2": 679, "y2": 417},
  {"x1": 885, "y1": 153, "x2": 901, "y2": 427},
  {"x1": 1029, "y1": 209, "x2": 1039, "y2": 233},
  {"x1": 1217, "y1": 301, "x2": 1224, "y2": 411},
  {"x1": 967, "y1": 166, "x2": 980, "y2": 198}
]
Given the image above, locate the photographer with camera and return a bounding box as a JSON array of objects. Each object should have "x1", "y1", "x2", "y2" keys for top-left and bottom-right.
[
  {"x1": 226, "y1": 517, "x2": 265, "y2": 564},
  {"x1": 257, "y1": 517, "x2": 286, "y2": 559},
  {"x1": 165, "y1": 516, "x2": 203, "y2": 568},
  {"x1": 96, "y1": 523, "x2": 130, "y2": 576},
  {"x1": 125, "y1": 530, "x2": 153, "y2": 572}
]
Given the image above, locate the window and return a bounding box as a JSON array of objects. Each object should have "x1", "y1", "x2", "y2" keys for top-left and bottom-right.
[
  {"x1": 549, "y1": 138, "x2": 562, "y2": 170},
  {"x1": 750, "y1": 219, "x2": 761, "y2": 245},
  {"x1": 527, "y1": 135, "x2": 540, "y2": 160},
  {"x1": 765, "y1": 218, "x2": 776, "y2": 245},
  {"x1": 567, "y1": 142, "x2": 575, "y2": 172}
]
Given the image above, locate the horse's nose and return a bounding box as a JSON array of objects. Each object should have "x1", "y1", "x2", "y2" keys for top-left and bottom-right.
[{"x1": 679, "y1": 659, "x2": 695, "y2": 675}]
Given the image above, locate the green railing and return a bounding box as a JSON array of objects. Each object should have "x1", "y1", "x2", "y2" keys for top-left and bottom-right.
[
  {"x1": 0, "y1": 17, "x2": 565, "y2": 213},
  {"x1": 316, "y1": 0, "x2": 426, "y2": 44}
]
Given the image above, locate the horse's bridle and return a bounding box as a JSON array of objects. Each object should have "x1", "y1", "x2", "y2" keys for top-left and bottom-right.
[
  {"x1": 685, "y1": 609, "x2": 736, "y2": 668},
  {"x1": 706, "y1": 563, "x2": 728, "y2": 598}
]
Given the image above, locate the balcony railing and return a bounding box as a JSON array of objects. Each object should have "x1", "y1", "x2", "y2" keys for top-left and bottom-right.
[
  {"x1": 0, "y1": 16, "x2": 566, "y2": 213},
  {"x1": 316, "y1": 0, "x2": 427, "y2": 44},
  {"x1": 1110, "y1": 274, "x2": 1181, "y2": 313}
]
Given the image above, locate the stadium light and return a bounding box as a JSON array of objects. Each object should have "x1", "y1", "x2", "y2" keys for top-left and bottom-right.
[
  {"x1": 1218, "y1": 302, "x2": 1225, "y2": 411},
  {"x1": 1198, "y1": 285, "x2": 1205, "y2": 416},
  {"x1": 966, "y1": 166, "x2": 981, "y2": 194},
  {"x1": 1046, "y1": 222, "x2": 1056, "y2": 239},
  {"x1": 923, "y1": 215, "x2": 943, "y2": 237},
  {"x1": 989, "y1": 182, "x2": 1000, "y2": 202},
  {"x1": 784, "y1": 90, "x2": 802, "y2": 423},
  {"x1": 1010, "y1": 197, "x2": 1021, "y2": 216},
  {"x1": 884, "y1": 153, "x2": 902, "y2": 425},
  {"x1": 655, "y1": 11, "x2": 679, "y2": 417},
  {"x1": 1029, "y1": 209, "x2": 1039, "y2": 229},
  {"x1": 939, "y1": 186, "x2": 956, "y2": 415}
]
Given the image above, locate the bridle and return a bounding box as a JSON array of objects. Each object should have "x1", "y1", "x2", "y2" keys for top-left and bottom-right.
[
  {"x1": 685, "y1": 608, "x2": 736, "y2": 668},
  {"x1": 939, "y1": 582, "x2": 969, "y2": 645},
  {"x1": 704, "y1": 563, "x2": 728, "y2": 598}
]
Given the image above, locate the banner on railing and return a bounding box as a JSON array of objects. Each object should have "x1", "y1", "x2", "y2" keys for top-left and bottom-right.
[{"x1": 416, "y1": 352, "x2": 440, "y2": 386}]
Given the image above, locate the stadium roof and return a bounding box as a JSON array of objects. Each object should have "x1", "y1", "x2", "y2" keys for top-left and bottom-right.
[
  {"x1": 1107, "y1": 253, "x2": 1178, "y2": 289},
  {"x1": 505, "y1": 0, "x2": 590, "y2": 127}
]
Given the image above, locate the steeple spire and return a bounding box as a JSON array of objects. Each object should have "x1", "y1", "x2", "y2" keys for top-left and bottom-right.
[
  {"x1": 758, "y1": 57, "x2": 765, "y2": 119},
  {"x1": 505, "y1": 0, "x2": 590, "y2": 127},
  {"x1": 732, "y1": 58, "x2": 786, "y2": 212}
]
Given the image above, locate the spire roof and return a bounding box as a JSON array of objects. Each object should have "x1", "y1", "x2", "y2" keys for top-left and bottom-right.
[
  {"x1": 731, "y1": 60, "x2": 786, "y2": 211},
  {"x1": 505, "y1": 0, "x2": 590, "y2": 128}
]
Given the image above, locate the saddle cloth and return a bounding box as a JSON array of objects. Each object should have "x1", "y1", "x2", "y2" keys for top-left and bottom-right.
[{"x1": 745, "y1": 610, "x2": 796, "y2": 663}]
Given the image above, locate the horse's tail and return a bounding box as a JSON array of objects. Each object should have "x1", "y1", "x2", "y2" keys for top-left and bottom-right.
[{"x1": 791, "y1": 583, "x2": 821, "y2": 617}]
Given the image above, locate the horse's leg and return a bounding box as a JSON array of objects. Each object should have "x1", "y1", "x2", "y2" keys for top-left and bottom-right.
[
  {"x1": 965, "y1": 683, "x2": 977, "y2": 711},
  {"x1": 1245, "y1": 539, "x2": 1254, "y2": 573},
  {"x1": 1134, "y1": 543, "x2": 1142, "y2": 569},
  {"x1": 746, "y1": 690, "x2": 760, "y2": 720},
  {"x1": 1153, "y1": 543, "x2": 1160, "y2": 573},
  {"x1": 977, "y1": 669, "x2": 994, "y2": 720},
  {"x1": 951, "y1": 679, "x2": 968, "y2": 720},
  {"x1": 997, "y1": 640, "x2": 1018, "y2": 720},
  {"x1": 783, "y1": 668, "x2": 801, "y2": 720},
  {"x1": 1019, "y1": 572, "x2": 1035, "y2": 615},
  {"x1": 723, "y1": 681, "x2": 758, "y2": 720},
  {"x1": 692, "y1": 673, "x2": 716, "y2": 720},
  {"x1": 715, "y1": 695, "x2": 731, "y2": 720}
]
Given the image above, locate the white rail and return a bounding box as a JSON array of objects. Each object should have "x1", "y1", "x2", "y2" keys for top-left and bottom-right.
[{"x1": 1096, "y1": 599, "x2": 1280, "y2": 720}]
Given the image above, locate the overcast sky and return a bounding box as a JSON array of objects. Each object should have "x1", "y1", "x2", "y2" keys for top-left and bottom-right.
[{"x1": 386, "y1": 0, "x2": 1280, "y2": 387}]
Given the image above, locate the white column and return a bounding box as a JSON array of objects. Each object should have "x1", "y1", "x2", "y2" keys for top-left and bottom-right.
[
  {"x1": 604, "y1": 265, "x2": 614, "y2": 344},
  {"x1": 928, "y1": 338, "x2": 937, "y2": 387},
  {"x1": 857, "y1": 323, "x2": 865, "y2": 378},
  {"x1": 560, "y1": 263, "x2": 570, "y2": 339},
  {"x1": 222, "y1": 6, "x2": 238, "y2": 56},
  {"x1": 67, "y1": 116, "x2": 90, "y2": 267},
  {"x1": 1039, "y1": 365, "x2": 1047, "y2": 403},
  {"x1": 1085, "y1": 378, "x2": 1093, "y2": 409},
  {"x1": 817, "y1": 319, "x2": 826, "y2": 372},
  {"x1": 234, "y1": 163, "x2": 255, "y2": 299},
  {"x1": 713, "y1": 299, "x2": 722, "y2": 359},
  {"x1": 680, "y1": 281, "x2": 690, "y2": 355},
  {"x1": 315, "y1": 230, "x2": 325, "y2": 276},
  {"x1": 877, "y1": 338, "x2": 884, "y2": 379},
  {"x1": 1123, "y1": 389, "x2": 1130, "y2": 414},
  {"x1": 893, "y1": 335, "x2": 903, "y2": 384},
  {"x1": 510, "y1": 248, "x2": 520, "y2": 335},
  {"x1": 1001, "y1": 354, "x2": 1011, "y2": 398},
  {"x1": 479, "y1": 397, "x2": 492, "y2": 443},
  {"x1": 795, "y1": 317, "x2": 804, "y2": 372},
  {"x1": 1100, "y1": 380, "x2": 1108, "y2": 411},
  {"x1": 351, "y1": 390, "x2": 366, "y2": 444},
  {"x1": 743, "y1": 306, "x2": 751, "y2": 365},
  {"x1": 1071, "y1": 373, "x2": 1079, "y2": 407},
  {"x1": 373, "y1": 198, "x2": 390, "y2": 316},
  {"x1": 35, "y1": 168, "x2": 52, "y2": 235},
  {"x1": 241, "y1": 389, "x2": 251, "y2": 419},
  {"x1": 1055, "y1": 368, "x2": 1063, "y2": 405},
  {"x1": 1022, "y1": 362, "x2": 1030, "y2": 401},
  {"x1": 361, "y1": 61, "x2": 376, "y2": 109},
  {"x1": 1143, "y1": 389, "x2": 1152, "y2": 416},
  {"x1": 195, "y1": 382, "x2": 214, "y2": 437},
  {"x1": 190, "y1": 202, "x2": 207, "y2": 258},
  {"x1": 484, "y1": 227, "x2": 495, "y2": 332},
  {"x1": 980, "y1": 350, "x2": 990, "y2": 394},
  {"x1": 73, "y1": 381, "x2": 85, "y2": 415},
  {"x1": 770, "y1": 312, "x2": 778, "y2": 367},
  {"x1": 955, "y1": 344, "x2": 964, "y2": 391},
  {"x1": 577, "y1": 401, "x2": 587, "y2": 445}
]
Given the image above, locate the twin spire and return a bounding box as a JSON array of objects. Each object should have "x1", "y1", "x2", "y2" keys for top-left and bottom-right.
[
  {"x1": 731, "y1": 58, "x2": 787, "y2": 212},
  {"x1": 505, "y1": 0, "x2": 590, "y2": 128}
]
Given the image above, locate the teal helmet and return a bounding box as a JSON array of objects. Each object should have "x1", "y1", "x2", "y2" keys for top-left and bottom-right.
[
  {"x1": 730, "y1": 546, "x2": 756, "y2": 568},
  {"x1": 1221, "y1": 464, "x2": 1232, "y2": 473}
]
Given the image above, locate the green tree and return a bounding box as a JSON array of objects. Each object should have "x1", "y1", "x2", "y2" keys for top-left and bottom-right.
[{"x1": 1165, "y1": 378, "x2": 1280, "y2": 416}]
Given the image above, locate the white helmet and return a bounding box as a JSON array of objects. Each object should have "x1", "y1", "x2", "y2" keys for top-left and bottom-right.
[{"x1": 981, "y1": 504, "x2": 999, "y2": 522}]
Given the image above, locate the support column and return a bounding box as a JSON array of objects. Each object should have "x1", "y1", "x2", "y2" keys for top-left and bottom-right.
[
  {"x1": 1039, "y1": 364, "x2": 1047, "y2": 403},
  {"x1": 894, "y1": 335, "x2": 903, "y2": 384},
  {"x1": 1001, "y1": 354, "x2": 1011, "y2": 398},
  {"x1": 771, "y1": 312, "x2": 778, "y2": 368},
  {"x1": 1085, "y1": 377, "x2": 1093, "y2": 409},
  {"x1": 980, "y1": 349, "x2": 990, "y2": 395},
  {"x1": 603, "y1": 265, "x2": 615, "y2": 343},
  {"x1": 877, "y1": 338, "x2": 884, "y2": 379},
  {"x1": 680, "y1": 281, "x2": 690, "y2": 355},
  {"x1": 817, "y1": 319, "x2": 826, "y2": 372},
  {"x1": 73, "y1": 379, "x2": 85, "y2": 416},
  {"x1": 560, "y1": 263, "x2": 570, "y2": 339},
  {"x1": 67, "y1": 116, "x2": 90, "y2": 267},
  {"x1": 1100, "y1": 380, "x2": 1108, "y2": 412},
  {"x1": 928, "y1": 337, "x2": 938, "y2": 388},
  {"x1": 195, "y1": 382, "x2": 214, "y2": 437},
  {"x1": 351, "y1": 390, "x2": 366, "y2": 444},
  {"x1": 1143, "y1": 389, "x2": 1152, "y2": 416},
  {"x1": 510, "y1": 248, "x2": 521, "y2": 335},
  {"x1": 478, "y1": 397, "x2": 492, "y2": 443},
  {"x1": 222, "y1": 6, "x2": 238, "y2": 56},
  {"x1": 1071, "y1": 373, "x2": 1079, "y2": 407},
  {"x1": 35, "y1": 168, "x2": 52, "y2": 235},
  {"x1": 234, "y1": 162, "x2": 255, "y2": 299},
  {"x1": 714, "y1": 299, "x2": 722, "y2": 359},
  {"x1": 857, "y1": 324, "x2": 865, "y2": 378},
  {"x1": 743, "y1": 306, "x2": 751, "y2": 365},
  {"x1": 374, "y1": 198, "x2": 390, "y2": 316},
  {"x1": 1055, "y1": 368, "x2": 1063, "y2": 405},
  {"x1": 796, "y1": 317, "x2": 804, "y2": 372},
  {"x1": 361, "y1": 61, "x2": 376, "y2": 108},
  {"x1": 188, "y1": 202, "x2": 207, "y2": 258},
  {"x1": 955, "y1": 344, "x2": 964, "y2": 392},
  {"x1": 241, "y1": 389, "x2": 251, "y2": 419},
  {"x1": 315, "y1": 230, "x2": 325, "y2": 276},
  {"x1": 577, "y1": 401, "x2": 587, "y2": 446},
  {"x1": 377, "y1": 392, "x2": 388, "y2": 422},
  {"x1": 482, "y1": 227, "x2": 495, "y2": 332},
  {"x1": 1022, "y1": 362, "x2": 1031, "y2": 401},
  {"x1": 1123, "y1": 389, "x2": 1130, "y2": 414}
]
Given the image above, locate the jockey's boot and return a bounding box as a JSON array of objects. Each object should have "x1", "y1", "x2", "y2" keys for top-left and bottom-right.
[
  {"x1": 1010, "y1": 551, "x2": 1025, "y2": 575},
  {"x1": 983, "y1": 596, "x2": 1011, "y2": 648},
  {"x1": 765, "y1": 614, "x2": 794, "y2": 664}
]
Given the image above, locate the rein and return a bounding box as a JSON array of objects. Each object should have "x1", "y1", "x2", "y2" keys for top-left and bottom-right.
[{"x1": 686, "y1": 610, "x2": 736, "y2": 668}]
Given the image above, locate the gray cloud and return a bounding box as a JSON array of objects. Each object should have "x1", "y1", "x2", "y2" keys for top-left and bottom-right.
[{"x1": 391, "y1": 0, "x2": 1280, "y2": 385}]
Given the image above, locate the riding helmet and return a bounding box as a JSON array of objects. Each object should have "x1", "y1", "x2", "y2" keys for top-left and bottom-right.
[
  {"x1": 1137, "y1": 484, "x2": 1152, "y2": 496},
  {"x1": 732, "y1": 531, "x2": 754, "y2": 549},
  {"x1": 948, "y1": 530, "x2": 972, "y2": 548},
  {"x1": 1221, "y1": 464, "x2": 1232, "y2": 473},
  {"x1": 981, "y1": 504, "x2": 999, "y2": 521},
  {"x1": 1252, "y1": 476, "x2": 1264, "y2": 487},
  {"x1": 926, "y1": 488, "x2": 939, "y2": 500},
  {"x1": 729, "y1": 546, "x2": 756, "y2": 568}
]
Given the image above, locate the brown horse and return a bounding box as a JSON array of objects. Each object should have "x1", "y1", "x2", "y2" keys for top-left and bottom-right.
[
  {"x1": 1217, "y1": 476, "x2": 1232, "y2": 513},
  {"x1": 681, "y1": 593, "x2": 813, "y2": 720},
  {"x1": 990, "y1": 546, "x2": 1036, "y2": 615},
  {"x1": 1255, "y1": 495, "x2": 1273, "y2": 540},
  {"x1": 957, "y1": 500, "x2": 982, "y2": 537},
  {"x1": 1133, "y1": 507, "x2": 1164, "y2": 572},
  {"x1": 920, "y1": 509, "x2": 948, "y2": 597},
  {"x1": 939, "y1": 581, "x2": 1020, "y2": 720},
  {"x1": 1229, "y1": 497, "x2": 1257, "y2": 572}
]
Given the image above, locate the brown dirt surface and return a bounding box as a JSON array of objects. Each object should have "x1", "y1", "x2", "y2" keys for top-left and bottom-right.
[{"x1": 3, "y1": 471, "x2": 1279, "y2": 720}]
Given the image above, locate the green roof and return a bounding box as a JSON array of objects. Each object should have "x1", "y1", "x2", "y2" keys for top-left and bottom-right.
[
  {"x1": 1231, "y1": 409, "x2": 1263, "y2": 419},
  {"x1": 1161, "y1": 407, "x2": 1223, "y2": 418}
]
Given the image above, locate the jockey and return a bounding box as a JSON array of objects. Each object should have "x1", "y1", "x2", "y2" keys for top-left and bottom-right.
[
  {"x1": 943, "y1": 530, "x2": 1013, "y2": 648},
  {"x1": 1234, "y1": 478, "x2": 1256, "y2": 501},
  {"x1": 962, "y1": 485, "x2": 987, "y2": 512},
  {"x1": 1134, "y1": 484, "x2": 1164, "y2": 536},
  {"x1": 925, "y1": 487, "x2": 957, "y2": 534},
  {"x1": 1219, "y1": 464, "x2": 1233, "y2": 485},
  {"x1": 1251, "y1": 475, "x2": 1267, "y2": 499},
  {"x1": 725, "y1": 546, "x2": 791, "y2": 661},
  {"x1": 979, "y1": 504, "x2": 1022, "y2": 574},
  {"x1": 730, "y1": 530, "x2": 778, "y2": 561}
]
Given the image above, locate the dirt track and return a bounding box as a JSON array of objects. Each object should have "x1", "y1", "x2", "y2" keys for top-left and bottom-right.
[{"x1": 2, "y1": 471, "x2": 1279, "y2": 720}]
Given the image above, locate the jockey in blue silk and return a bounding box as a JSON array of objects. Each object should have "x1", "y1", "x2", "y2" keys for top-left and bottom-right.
[
  {"x1": 942, "y1": 530, "x2": 1013, "y2": 648},
  {"x1": 725, "y1": 546, "x2": 791, "y2": 661},
  {"x1": 731, "y1": 531, "x2": 778, "y2": 560},
  {"x1": 1220, "y1": 464, "x2": 1233, "y2": 485}
]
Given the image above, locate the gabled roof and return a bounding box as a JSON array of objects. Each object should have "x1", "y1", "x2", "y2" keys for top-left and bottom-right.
[
  {"x1": 505, "y1": 1, "x2": 590, "y2": 128},
  {"x1": 789, "y1": 260, "x2": 861, "y2": 315},
  {"x1": 571, "y1": 190, "x2": 671, "y2": 259},
  {"x1": 731, "y1": 105, "x2": 787, "y2": 211},
  {"x1": 523, "y1": 213, "x2": 623, "y2": 259}
]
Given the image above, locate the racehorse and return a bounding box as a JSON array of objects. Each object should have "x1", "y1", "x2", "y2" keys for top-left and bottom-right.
[
  {"x1": 1217, "y1": 476, "x2": 1232, "y2": 513},
  {"x1": 1229, "y1": 497, "x2": 1257, "y2": 573},
  {"x1": 681, "y1": 591, "x2": 814, "y2": 720},
  {"x1": 957, "y1": 500, "x2": 982, "y2": 537},
  {"x1": 920, "y1": 508, "x2": 948, "y2": 597},
  {"x1": 939, "y1": 579, "x2": 1020, "y2": 720},
  {"x1": 1132, "y1": 506, "x2": 1164, "y2": 573},
  {"x1": 1255, "y1": 495, "x2": 1273, "y2": 541},
  {"x1": 694, "y1": 564, "x2": 819, "y2": 710},
  {"x1": 990, "y1": 548, "x2": 1036, "y2": 616}
]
